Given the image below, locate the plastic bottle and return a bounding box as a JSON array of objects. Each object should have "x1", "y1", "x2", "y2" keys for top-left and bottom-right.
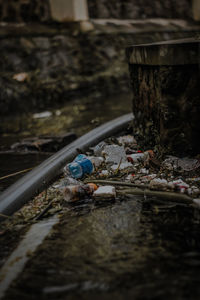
[
  {"x1": 65, "y1": 154, "x2": 93, "y2": 179},
  {"x1": 63, "y1": 183, "x2": 98, "y2": 202}
]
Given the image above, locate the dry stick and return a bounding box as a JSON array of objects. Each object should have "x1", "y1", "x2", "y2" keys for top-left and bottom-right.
[
  {"x1": 34, "y1": 189, "x2": 50, "y2": 220},
  {"x1": 0, "y1": 213, "x2": 12, "y2": 219},
  {"x1": 84, "y1": 179, "x2": 149, "y2": 189},
  {"x1": 35, "y1": 199, "x2": 54, "y2": 221},
  {"x1": 0, "y1": 168, "x2": 33, "y2": 181},
  {"x1": 118, "y1": 188, "x2": 193, "y2": 204}
]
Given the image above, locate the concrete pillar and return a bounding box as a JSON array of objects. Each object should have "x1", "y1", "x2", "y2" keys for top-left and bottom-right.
[
  {"x1": 192, "y1": 0, "x2": 200, "y2": 21},
  {"x1": 49, "y1": 0, "x2": 89, "y2": 22}
]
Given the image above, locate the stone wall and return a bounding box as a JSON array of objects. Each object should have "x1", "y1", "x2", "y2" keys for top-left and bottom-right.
[
  {"x1": 88, "y1": 0, "x2": 192, "y2": 20},
  {"x1": 0, "y1": 0, "x2": 193, "y2": 23},
  {"x1": 0, "y1": 0, "x2": 50, "y2": 22},
  {"x1": 0, "y1": 20, "x2": 199, "y2": 115}
]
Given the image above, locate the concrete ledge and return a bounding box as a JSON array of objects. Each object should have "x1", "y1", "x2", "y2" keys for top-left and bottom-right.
[{"x1": 127, "y1": 38, "x2": 200, "y2": 65}]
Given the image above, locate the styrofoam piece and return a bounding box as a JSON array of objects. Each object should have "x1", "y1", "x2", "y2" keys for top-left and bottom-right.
[{"x1": 93, "y1": 186, "x2": 116, "y2": 199}]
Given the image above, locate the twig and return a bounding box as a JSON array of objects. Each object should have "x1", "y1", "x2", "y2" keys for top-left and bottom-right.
[
  {"x1": 34, "y1": 199, "x2": 54, "y2": 220},
  {"x1": 115, "y1": 158, "x2": 122, "y2": 174},
  {"x1": 34, "y1": 189, "x2": 50, "y2": 220},
  {"x1": 118, "y1": 188, "x2": 193, "y2": 204},
  {"x1": 0, "y1": 168, "x2": 33, "y2": 181},
  {"x1": 0, "y1": 213, "x2": 12, "y2": 219},
  {"x1": 84, "y1": 179, "x2": 148, "y2": 189}
]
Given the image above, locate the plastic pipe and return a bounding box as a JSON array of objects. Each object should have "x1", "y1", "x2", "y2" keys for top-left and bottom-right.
[{"x1": 0, "y1": 113, "x2": 133, "y2": 217}]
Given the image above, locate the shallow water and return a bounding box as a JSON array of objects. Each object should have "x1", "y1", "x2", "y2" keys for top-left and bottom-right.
[
  {"x1": 4, "y1": 195, "x2": 200, "y2": 300},
  {"x1": 0, "y1": 93, "x2": 131, "y2": 191}
]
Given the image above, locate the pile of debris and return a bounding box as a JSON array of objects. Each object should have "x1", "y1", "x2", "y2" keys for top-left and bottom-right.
[
  {"x1": 57, "y1": 134, "x2": 200, "y2": 207},
  {"x1": 2, "y1": 133, "x2": 200, "y2": 228}
]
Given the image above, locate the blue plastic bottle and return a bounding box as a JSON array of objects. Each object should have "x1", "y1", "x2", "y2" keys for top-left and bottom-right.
[{"x1": 67, "y1": 154, "x2": 93, "y2": 179}]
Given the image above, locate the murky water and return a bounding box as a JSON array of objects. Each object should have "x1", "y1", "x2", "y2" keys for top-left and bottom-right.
[
  {"x1": 4, "y1": 195, "x2": 200, "y2": 300},
  {"x1": 0, "y1": 93, "x2": 131, "y2": 191}
]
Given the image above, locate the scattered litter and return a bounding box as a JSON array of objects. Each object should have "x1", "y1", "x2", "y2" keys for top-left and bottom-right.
[
  {"x1": 13, "y1": 72, "x2": 28, "y2": 82},
  {"x1": 63, "y1": 183, "x2": 97, "y2": 202},
  {"x1": 111, "y1": 162, "x2": 134, "y2": 172},
  {"x1": 149, "y1": 178, "x2": 174, "y2": 191},
  {"x1": 55, "y1": 177, "x2": 80, "y2": 189},
  {"x1": 187, "y1": 177, "x2": 200, "y2": 183},
  {"x1": 117, "y1": 135, "x2": 137, "y2": 146},
  {"x1": 93, "y1": 186, "x2": 116, "y2": 200},
  {"x1": 99, "y1": 170, "x2": 109, "y2": 177},
  {"x1": 162, "y1": 156, "x2": 200, "y2": 172},
  {"x1": 102, "y1": 145, "x2": 127, "y2": 164},
  {"x1": 177, "y1": 158, "x2": 200, "y2": 171},
  {"x1": 88, "y1": 156, "x2": 104, "y2": 167},
  {"x1": 33, "y1": 111, "x2": 52, "y2": 119},
  {"x1": 139, "y1": 168, "x2": 149, "y2": 175},
  {"x1": 127, "y1": 153, "x2": 145, "y2": 163},
  {"x1": 172, "y1": 179, "x2": 189, "y2": 193},
  {"x1": 91, "y1": 141, "x2": 106, "y2": 156},
  {"x1": 65, "y1": 154, "x2": 93, "y2": 179}
]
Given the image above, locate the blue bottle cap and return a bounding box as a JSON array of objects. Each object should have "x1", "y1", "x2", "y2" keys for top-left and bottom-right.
[
  {"x1": 67, "y1": 162, "x2": 83, "y2": 179},
  {"x1": 79, "y1": 158, "x2": 93, "y2": 175},
  {"x1": 74, "y1": 154, "x2": 87, "y2": 162}
]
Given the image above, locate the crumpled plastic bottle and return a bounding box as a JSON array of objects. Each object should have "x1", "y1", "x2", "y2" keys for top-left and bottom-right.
[
  {"x1": 65, "y1": 154, "x2": 93, "y2": 179},
  {"x1": 63, "y1": 183, "x2": 98, "y2": 202}
]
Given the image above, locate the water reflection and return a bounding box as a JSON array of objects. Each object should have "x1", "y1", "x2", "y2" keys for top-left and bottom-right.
[
  {"x1": 6, "y1": 195, "x2": 200, "y2": 299},
  {"x1": 0, "y1": 92, "x2": 131, "y2": 191}
]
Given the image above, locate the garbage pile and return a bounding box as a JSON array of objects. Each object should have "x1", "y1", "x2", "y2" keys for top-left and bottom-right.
[{"x1": 59, "y1": 135, "x2": 200, "y2": 208}]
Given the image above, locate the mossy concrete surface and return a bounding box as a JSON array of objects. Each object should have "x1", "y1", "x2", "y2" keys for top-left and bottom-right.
[{"x1": 127, "y1": 38, "x2": 200, "y2": 155}]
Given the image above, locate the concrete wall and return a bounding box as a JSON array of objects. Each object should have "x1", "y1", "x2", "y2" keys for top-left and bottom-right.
[
  {"x1": 88, "y1": 0, "x2": 192, "y2": 19},
  {"x1": 0, "y1": 0, "x2": 194, "y2": 23}
]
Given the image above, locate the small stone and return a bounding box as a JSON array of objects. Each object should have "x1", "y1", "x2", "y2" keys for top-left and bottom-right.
[{"x1": 93, "y1": 186, "x2": 116, "y2": 199}]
